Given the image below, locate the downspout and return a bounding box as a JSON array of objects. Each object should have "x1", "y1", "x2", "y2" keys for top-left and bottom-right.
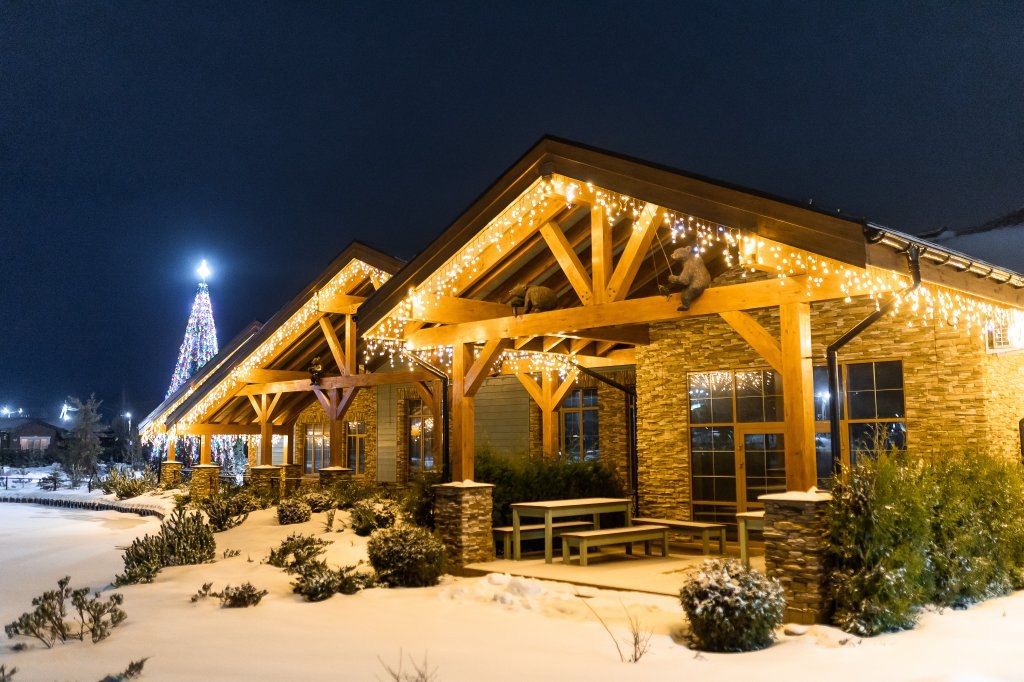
[
  {"x1": 572, "y1": 363, "x2": 640, "y2": 515},
  {"x1": 400, "y1": 351, "x2": 452, "y2": 483},
  {"x1": 827, "y1": 240, "x2": 921, "y2": 474}
]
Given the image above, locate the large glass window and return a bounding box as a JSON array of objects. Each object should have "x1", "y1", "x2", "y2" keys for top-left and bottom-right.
[
  {"x1": 408, "y1": 399, "x2": 435, "y2": 474},
  {"x1": 560, "y1": 388, "x2": 599, "y2": 462},
  {"x1": 346, "y1": 421, "x2": 366, "y2": 474},
  {"x1": 689, "y1": 370, "x2": 783, "y2": 524},
  {"x1": 304, "y1": 423, "x2": 330, "y2": 474}
]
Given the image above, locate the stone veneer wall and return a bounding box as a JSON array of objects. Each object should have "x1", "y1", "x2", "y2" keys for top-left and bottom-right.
[
  {"x1": 434, "y1": 482, "x2": 494, "y2": 570},
  {"x1": 292, "y1": 390, "x2": 378, "y2": 480},
  {"x1": 635, "y1": 270, "x2": 1017, "y2": 519},
  {"x1": 190, "y1": 464, "x2": 220, "y2": 500}
]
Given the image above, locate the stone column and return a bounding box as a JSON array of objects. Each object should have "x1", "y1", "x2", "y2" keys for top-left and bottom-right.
[
  {"x1": 318, "y1": 466, "x2": 353, "y2": 489},
  {"x1": 191, "y1": 464, "x2": 221, "y2": 500},
  {"x1": 434, "y1": 481, "x2": 494, "y2": 572},
  {"x1": 249, "y1": 465, "x2": 281, "y2": 498},
  {"x1": 760, "y1": 491, "x2": 833, "y2": 625},
  {"x1": 279, "y1": 463, "x2": 304, "y2": 497},
  {"x1": 159, "y1": 460, "x2": 182, "y2": 488}
]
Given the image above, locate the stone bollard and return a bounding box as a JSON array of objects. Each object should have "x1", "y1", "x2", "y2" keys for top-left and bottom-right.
[
  {"x1": 279, "y1": 463, "x2": 304, "y2": 497},
  {"x1": 433, "y1": 481, "x2": 494, "y2": 572},
  {"x1": 159, "y1": 461, "x2": 183, "y2": 488},
  {"x1": 760, "y1": 491, "x2": 833, "y2": 625},
  {"x1": 317, "y1": 466, "x2": 353, "y2": 490},
  {"x1": 248, "y1": 465, "x2": 282, "y2": 498},
  {"x1": 190, "y1": 464, "x2": 221, "y2": 501}
]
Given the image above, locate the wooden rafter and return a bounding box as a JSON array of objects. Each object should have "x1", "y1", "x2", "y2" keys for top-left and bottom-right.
[
  {"x1": 247, "y1": 369, "x2": 310, "y2": 383},
  {"x1": 319, "y1": 294, "x2": 366, "y2": 315},
  {"x1": 606, "y1": 203, "x2": 660, "y2": 301},
  {"x1": 539, "y1": 220, "x2": 593, "y2": 305},
  {"x1": 238, "y1": 370, "x2": 436, "y2": 396},
  {"x1": 319, "y1": 317, "x2": 350, "y2": 376},
  {"x1": 412, "y1": 296, "x2": 511, "y2": 324},
  {"x1": 463, "y1": 338, "x2": 511, "y2": 397}
]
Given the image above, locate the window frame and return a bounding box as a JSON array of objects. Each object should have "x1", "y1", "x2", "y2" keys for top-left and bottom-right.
[
  {"x1": 407, "y1": 398, "x2": 436, "y2": 474},
  {"x1": 345, "y1": 420, "x2": 366, "y2": 475},
  {"x1": 559, "y1": 387, "x2": 599, "y2": 462},
  {"x1": 303, "y1": 421, "x2": 331, "y2": 474}
]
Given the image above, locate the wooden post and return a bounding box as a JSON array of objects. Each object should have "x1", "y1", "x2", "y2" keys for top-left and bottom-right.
[
  {"x1": 330, "y1": 404, "x2": 344, "y2": 467},
  {"x1": 166, "y1": 437, "x2": 176, "y2": 462},
  {"x1": 780, "y1": 301, "x2": 816, "y2": 490},
  {"x1": 451, "y1": 341, "x2": 475, "y2": 481},
  {"x1": 541, "y1": 372, "x2": 559, "y2": 457},
  {"x1": 260, "y1": 419, "x2": 274, "y2": 465},
  {"x1": 284, "y1": 422, "x2": 296, "y2": 465},
  {"x1": 199, "y1": 434, "x2": 212, "y2": 465}
]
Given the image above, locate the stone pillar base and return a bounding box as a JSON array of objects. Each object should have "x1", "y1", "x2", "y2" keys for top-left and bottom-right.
[
  {"x1": 434, "y1": 481, "x2": 494, "y2": 572},
  {"x1": 761, "y1": 491, "x2": 833, "y2": 625},
  {"x1": 280, "y1": 463, "x2": 304, "y2": 497},
  {"x1": 318, "y1": 466, "x2": 353, "y2": 489},
  {"x1": 249, "y1": 465, "x2": 281, "y2": 499},
  {"x1": 159, "y1": 461, "x2": 182, "y2": 488},
  {"x1": 191, "y1": 464, "x2": 221, "y2": 500}
]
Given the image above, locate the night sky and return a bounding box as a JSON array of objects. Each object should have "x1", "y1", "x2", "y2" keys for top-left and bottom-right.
[{"x1": 3, "y1": 1, "x2": 1023, "y2": 420}]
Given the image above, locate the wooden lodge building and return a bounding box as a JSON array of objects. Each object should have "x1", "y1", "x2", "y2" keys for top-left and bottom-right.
[{"x1": 140, "y1": 138, "x2": 1024, "y2": 577}]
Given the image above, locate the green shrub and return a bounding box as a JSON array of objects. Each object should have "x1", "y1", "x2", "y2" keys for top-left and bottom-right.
[
  {"x1": 267, "y1": 533, "x2": 331, "y2": 573},
  {"x1": 351, "y1": 496, "x2": 401, "y2": 536},
  {"x1": 115, "y1": 508, "x2": 216, "y2": 585},
  {"x1": 217, "y1": 583, "x2": 268, "y2": 608},
  {"x1": 4, "y1": 576, "x2": 126, "y2": 648},
  {"x1": 475, "y1": 450, "x2": 623, "y2": 526},
  {"x1": 367, "y1": 526, "x2": 445, "y2": 587},
  {"x1": 403, "y1": 472, "x2": 442, "y2": 529},
  {"x1": 828, "y1": 449, "x2": 931, "y2": 635},
  {"x1": 679, "y1": 559, "x2": 784, "y2": 652},
  {"x1": 302, "y1": 490, "x2": 336, "y2": 513},
  {"x1": 277, "y1": 498, "x2": 312, "y2": 525},
  {"x1": 98, "y1": 467, "x2": 159, "y2": 500},
  {"x1": 200, "y1": 495, "x2": 250, "y2": 532},
  {"x1": 925, "y1": 451, "x2": 1024, "y2": 606},
  {"x1": 231, "y1": 487, "x2": 269, "y2": 512},
  {"x1": 333, "y1": 477, "x2": 375, "y2": 509}
]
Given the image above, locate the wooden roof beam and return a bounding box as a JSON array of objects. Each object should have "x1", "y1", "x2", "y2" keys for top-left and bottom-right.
[{"x1": 539, "y1": 220, "x2": 593, "y2": 305}]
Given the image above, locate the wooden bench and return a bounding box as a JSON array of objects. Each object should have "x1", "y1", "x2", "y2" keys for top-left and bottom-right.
[
  {"x1": 632, "y1": 517, "x2": 727, "y2": 555},
  {"x1": 493, "y1": 521, "x2": 593, "y2": 558},
  {"x1": 560, "y1": 525, "x2": 669, "y2": 566}
]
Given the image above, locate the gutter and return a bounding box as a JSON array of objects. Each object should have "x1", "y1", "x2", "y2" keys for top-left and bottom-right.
[
  {"x1": 826, "y1": 239, "x2": 922, "y2": 474},
  {"x1": 400, "y1": 351, "x2": 452, "y2": 483}
]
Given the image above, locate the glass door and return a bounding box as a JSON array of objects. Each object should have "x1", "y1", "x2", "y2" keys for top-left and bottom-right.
[{"x1": 736, "y1": 428, "x2": 786, "y2": 510}]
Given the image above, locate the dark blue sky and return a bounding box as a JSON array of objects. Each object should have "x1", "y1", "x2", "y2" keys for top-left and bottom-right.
[{"x1": 2, "y1": 1, "x2": 1023, "y2": 418}]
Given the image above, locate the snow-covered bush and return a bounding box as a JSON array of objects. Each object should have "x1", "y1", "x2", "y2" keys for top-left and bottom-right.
[
  {"x1": 679, "y1": 559, "x2": 784, "y2": 652},
  {"x1": 332, "y1": 477, "x2": 375, "y2": 509},
  {"x1": 191, "y1": 582, "x2": 268, "y2": 607},
  {"x1": 231, "y1": 488, "x2": 268, "y2": 513},
  {"x1": 351, "y1": 496, "x2": 401, "y2": 536},
  {"x1": 367, "y1": 526, "x2": 445, "y2": 587},
  {"x1": 277, "y1": 498, "x2": 312, "y2": 525},
  {"x1": 4, "y1": 576, "x2": 126, "y2": 648},
  {"x1": 301, "y1": 490, "x2": 336, "y2": 513},
  {"x1": 200, "y1": 494, "x2": 249, "y2": 532},
  {"x1": 266, "y1": 533, "x2": 330, "y2": 572},
  {"x1": 98, "y1": 467, "x2": 158, "y2": 500},
  {"x1": 828, "y1": 449, "x2": 931, "y2": 635},
  {"x1": 115, "y1": 508, "x2": 216, "y2": 585}
]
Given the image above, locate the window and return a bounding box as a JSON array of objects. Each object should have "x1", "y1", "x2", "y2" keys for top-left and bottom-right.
[
  {"x1": 688, "y1": 370, "x2": 783, "y2": 525},
  {"x1": 303, "y1": 423, "x2": 330, "y2": 474},
  {"x1": 987, "y1": 319, "x2": 1024, "y2": 352},
  {"x1": 811, "y1": 360, "x2": 906, "y2": 483},
  {"x1": 346, "y1": 421, "x2": 366, "y2": 474},
  {"x1": 408, "y1": 399, "x2": 435, "y2": 474},
  {"x1": 560, "y1": 388, "x2": 598, "y2": 462}
]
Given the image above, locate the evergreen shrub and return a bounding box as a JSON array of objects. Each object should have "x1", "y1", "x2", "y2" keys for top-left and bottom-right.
[
  {"x1": 367, "y1": 526, "x2": 445, "y2": 587},
  {"x1": 266, "y1": 533, "x2": 330, "y2": 572},
  {"x1": 679, "y1": 559, "x2": 784, "y2": 652},
  {"x1": 115, "y1": 509, "x2": 216, "y2": 585},
  {"x1": 199, "y1": 495, "x2": 250, "y2": 532},
  {"x1": 277, "y1": 498, "x2": 312, "y2": 525},
  {"x1": 475, "y1": 450, "x2": 623, "y2": 526},
  {"x1": 4, "y1": 576, "x2": 127, "y2": 648},
  {"x1": 217, "y1": 583, "x2": 268, "y2": 608},
  {"x1": 291, "y1": 562, "x2": 375, "y2": 601},
  {"x1": 302, "y1": 490, "x2": 336, "y2": 513},
  {"x1": 402, "y1": 472, "x2": 442, "y2": 529},
  {"x1": 98, "y1": 467, "x2": 158, "y2": 500},
  {"x1": 351, "y1": 496, "x2": 401, "y2": 536},
  {"x1": 332, "y1": 477, "x2": 374, "y2": 509}
]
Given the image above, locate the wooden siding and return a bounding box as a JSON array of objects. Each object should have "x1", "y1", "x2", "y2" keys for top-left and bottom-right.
[
  {"x1": 474, "y1": 375, "x2": 530, "y2": 456},
  {"x1": 376, "y1": 384, "x2": 398, "y2": 482}
]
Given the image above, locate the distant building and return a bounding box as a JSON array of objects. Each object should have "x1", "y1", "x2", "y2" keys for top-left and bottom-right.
[{"x1": 0, "y1": 417, "x2": 66, "y2": 452}]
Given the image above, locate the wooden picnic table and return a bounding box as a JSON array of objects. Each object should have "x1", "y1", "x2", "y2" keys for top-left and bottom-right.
[
  {"x1": 510, "y1": 497, "x2": 632, "y2": 563},
  {"x1": 736, "y1": 510, "x2": 765, "y2": 568}
]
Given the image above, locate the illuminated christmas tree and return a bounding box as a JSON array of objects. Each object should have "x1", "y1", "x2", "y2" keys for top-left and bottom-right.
[{"x1": 166, "y1": 260, "x2": 219, "y2": 397}]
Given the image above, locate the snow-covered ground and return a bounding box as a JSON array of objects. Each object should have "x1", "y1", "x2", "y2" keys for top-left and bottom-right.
[{"x1": 2, "y1": 501, "x2": 1024, "y2": 681}]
